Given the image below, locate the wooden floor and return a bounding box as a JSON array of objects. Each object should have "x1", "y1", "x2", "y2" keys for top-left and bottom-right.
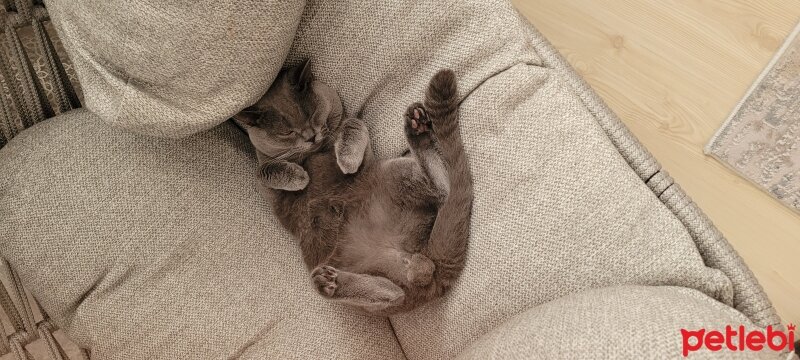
[{"x1": 512, "y1": 0, "x2": 800, "y2": 325}]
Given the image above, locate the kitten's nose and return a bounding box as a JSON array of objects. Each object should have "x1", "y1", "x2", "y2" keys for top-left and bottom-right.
[{"x1": 301, "y1": 129, "x2": 315, "y2": 143}]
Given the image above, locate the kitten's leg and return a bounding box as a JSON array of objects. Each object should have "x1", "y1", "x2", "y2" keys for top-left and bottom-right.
[
  {"x1": 361, "y1": 247, "x2": 436, "y2": 288},
  {"x1": 385, "y1": 252, "x2": 435, "y2": 287},
  {"x1": 335, "y1": 117, "x2": 371, "y2": 174},
  {"x1": 404, "y1": 103, "x2": 450, "y2": 201},
  {"x1": 419, "y1": 69, "x2": 473, "y2": 294},
  {"x1": 424, "y1": 69, "x2": 464, "y2": 163},
  {"x1": 390, "y1": 70, "x2": 471, "y2": 306},
  {"x1": 258, "y1": 160, "x2": 309, "y2": 191},
  {"x1": 312, "y1": 265, "x2": 405, "y2": 313},
  {"x1": 404, "y1": 253, "x2": 436, "y2": 286}
]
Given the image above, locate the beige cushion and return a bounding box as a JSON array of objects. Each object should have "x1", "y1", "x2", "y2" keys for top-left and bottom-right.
[
  {"x1": 46, "y1": 1, "x2": 304, "y2": 138},
  {"x1": 0, "y1": 110, "x2": 403, "y2": 359},
  {"x1": 457, "y1": 286, "x2": 784, "y2": 359},
  {"x1": 288, "y1": 1, "x2": 732, "y2": 358},
  {"x1": 387, "y1": 62, "x2": 730, "y2": 360}
]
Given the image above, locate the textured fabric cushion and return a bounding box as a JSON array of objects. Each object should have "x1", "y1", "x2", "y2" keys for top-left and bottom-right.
[
  {"x1": 387, "y1": 63, "x2": 731, "y2": 359},
  {"x1": 0, "y1": 0, "x2": 772, "y2": 358},
  {"x1": 457, "y1": 286, "x2": 784, "y2": 359},
  {"x1": 0, "y1": 110, "x2": 404, "y2": 359},
  {"x1": 46, "y1": 1, "x2": 304, "y2": 138},
  {"x1": 286, "y1": 1, "x2": 734, "y2": 359}
]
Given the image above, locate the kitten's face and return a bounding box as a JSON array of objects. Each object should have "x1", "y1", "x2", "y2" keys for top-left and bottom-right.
[{"x1": 234, "y1": 60, "x2": 343, "y2": 159}]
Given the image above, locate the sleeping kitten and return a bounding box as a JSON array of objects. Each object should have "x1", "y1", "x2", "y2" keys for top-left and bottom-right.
[{"x1": 234, "y1": 60, "x2": 473, "y2": 315}]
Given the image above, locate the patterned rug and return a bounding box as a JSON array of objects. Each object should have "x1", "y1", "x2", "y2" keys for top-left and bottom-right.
[{"x1": 706, "y1": 22, "x2": 800, "y2": 213}]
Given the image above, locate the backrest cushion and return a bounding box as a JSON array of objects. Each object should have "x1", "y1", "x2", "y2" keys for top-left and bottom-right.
[{"x1": 46, "y1": 1, "x2": 305, "y2": 137}]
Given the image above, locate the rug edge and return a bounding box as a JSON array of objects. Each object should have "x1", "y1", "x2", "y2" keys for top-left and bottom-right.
[
  {"x1": 705, "y1": 20, "x2": 800, "y2": 156},
  {"x1": 706, "y1": 150, "x2": 800, "y2": 215}
]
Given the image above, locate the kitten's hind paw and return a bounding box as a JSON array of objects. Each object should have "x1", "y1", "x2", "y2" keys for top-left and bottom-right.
[
  {"x1": 404, "y1": 103, "x2": 436, "y2": 152},
  {"x1": 404, "y1": 103, "x2": 431, "y2": 136},
  {"x1": 405, "y1": 253, "x2": 435, "y2": 287},
  {"x1": 312, "y1": 265, "x2": 338, "y2": 297}
]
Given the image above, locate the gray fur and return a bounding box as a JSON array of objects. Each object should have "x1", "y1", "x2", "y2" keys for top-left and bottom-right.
[{"x1": 235, "y1": 63, "x2": 473, "y2": 315}]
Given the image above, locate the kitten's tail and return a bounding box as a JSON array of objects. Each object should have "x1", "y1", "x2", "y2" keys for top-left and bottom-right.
[{"x1": 422, "y1": 69, "x2": 473, "y2": 298}]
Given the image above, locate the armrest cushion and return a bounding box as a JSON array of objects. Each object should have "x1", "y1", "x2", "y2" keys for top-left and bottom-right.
[{"x1": 457, "y1": 286, "x2": 786, "y2": 359}]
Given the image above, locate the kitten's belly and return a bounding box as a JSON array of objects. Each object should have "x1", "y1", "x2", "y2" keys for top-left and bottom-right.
[
  {"x1": 276, "y1": 153, "x2": 437, "y2": 270},
  {"x1": 335, "y1": 193, "x2": 433, "y2": 272},
  {"x1": 333, "y1": 158, "x2": 438, "y2": 270}
]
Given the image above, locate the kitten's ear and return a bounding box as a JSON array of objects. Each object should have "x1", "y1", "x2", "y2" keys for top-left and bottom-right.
[
  {"x1": 233, "y1": 106, "x2": 259, "y2": 127},
  {"x1": 289, "y1": 59, "x2": 313, "y2": 92}
]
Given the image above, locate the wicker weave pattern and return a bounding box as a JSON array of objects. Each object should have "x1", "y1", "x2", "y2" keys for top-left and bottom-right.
[
  {"x1": 0, "y1": 0, "x2": 80, "y2": 149},
  {"x1": 0, "y1": 1, "x2": 85, "y2": 358},
  {"x1": 1, "y1": 260, "x2": 88, "y2": 359}
]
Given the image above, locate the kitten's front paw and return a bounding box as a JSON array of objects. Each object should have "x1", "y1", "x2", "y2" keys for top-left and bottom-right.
[
  {"x1": 335, "y1": 118, "x2": 369, "y2": 174},
  {"x1": 280, "y1": 171, "x2": 310, "y2": 191},
  {"x1": 260, "y1": 162, "x2": 309, "y2": 191},
  {"x1": 336, "y1": 151, "x2": 364, "y2": 175},
  {"x1": 264, "y1": 172, "x2": 309, "y2": 191},
  {"x1": 312, "y1": 265, "x2": 338, "y2": 297}
]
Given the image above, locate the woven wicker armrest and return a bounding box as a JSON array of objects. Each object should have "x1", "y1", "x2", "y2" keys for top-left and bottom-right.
[
  {"x1": 1, "y1": 1, "x2": 86, "y2": 358},
  {"x1": 0, "y1": 0, "x2": 81, "y2": 149}
]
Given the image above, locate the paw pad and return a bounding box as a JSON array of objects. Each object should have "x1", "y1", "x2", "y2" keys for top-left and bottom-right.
[
  {"x1": 312, "y1": 265, "x2": 338, "y2": 297},
  {"x1": 405, "y1": 103, "x2": 431, "y2": 136}
]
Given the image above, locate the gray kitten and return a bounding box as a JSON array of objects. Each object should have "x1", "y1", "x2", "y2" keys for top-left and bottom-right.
[{"x1": 234, "y1": 60, "x2": 473, "y2": 315}]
